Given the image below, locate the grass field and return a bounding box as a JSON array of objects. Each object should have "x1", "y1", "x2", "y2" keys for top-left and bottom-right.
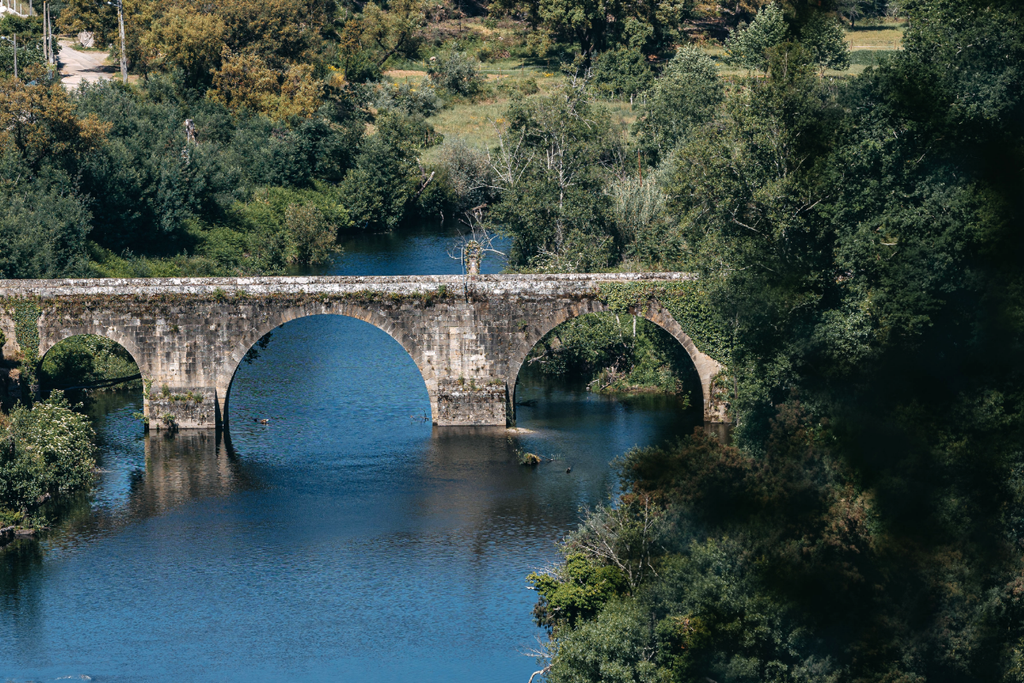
[
  {"x1": 401, "y1": 18, "x2": 907, "y2": 158},
  {"x1": 846, "y1": 22, "x2": 906, "y2": 50}
]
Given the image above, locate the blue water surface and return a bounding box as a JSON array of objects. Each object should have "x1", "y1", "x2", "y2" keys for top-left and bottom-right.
[{"x1": 0, "y1": 228, "x2": 697, "y2": 682}]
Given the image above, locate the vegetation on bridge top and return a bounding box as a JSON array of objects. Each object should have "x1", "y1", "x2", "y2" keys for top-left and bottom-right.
[{"x1": 601, "y1": 281, "x2": 732, "y2": 366}]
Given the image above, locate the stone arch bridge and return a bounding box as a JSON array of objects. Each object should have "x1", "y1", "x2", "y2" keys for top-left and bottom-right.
[{"x1": 0, "y1": 273, "x2": 728, "y2": 429}]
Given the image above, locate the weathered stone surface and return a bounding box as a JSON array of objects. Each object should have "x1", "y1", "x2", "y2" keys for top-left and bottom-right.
[{"x1": 0, "y1": 274, "x2": 727, "y2": 428}]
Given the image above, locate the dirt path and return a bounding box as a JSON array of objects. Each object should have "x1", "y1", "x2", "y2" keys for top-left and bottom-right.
[{"x1": 58, "y1": 40, "x2": 117, "y2": 87}]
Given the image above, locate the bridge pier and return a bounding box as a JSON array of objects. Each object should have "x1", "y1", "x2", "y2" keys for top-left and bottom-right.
[
  {"x1": 434, "y1": 377, "x2": 509, "y2": 426},
  {"x1": 144, "y1": 385, "x2": 220, "y2": 431}
]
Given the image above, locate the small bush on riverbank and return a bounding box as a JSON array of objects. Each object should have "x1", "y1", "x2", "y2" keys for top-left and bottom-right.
[{"x1": 0, "y1": 392, "x2": 96, "y2": 528}]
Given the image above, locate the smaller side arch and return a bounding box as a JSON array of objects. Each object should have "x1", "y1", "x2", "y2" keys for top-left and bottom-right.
[
  {"x1": 639, "y1": 299, "x2": 726, "y2": 423},
  {"x1": 0, "y1": 313, "x2": 18, "y2": 359},
  {"x1": 505, "y1": 298, "x2": 727, "y2": 423},
  {"x1": 505, "y1": 298, "x2": 607, "y2": 396},
  {"x1": 35, "y1": 327, "x2": 148, "y2": 415},
  {"x1": 216, "y1": 302, "x2": 439, "y2": 428},
  {"x1": 38, "y1": 325, "x2": 148, "y2": 381}
]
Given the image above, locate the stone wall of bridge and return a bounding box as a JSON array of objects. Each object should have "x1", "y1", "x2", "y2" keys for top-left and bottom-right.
[{"x1": 0, "y1": 274, "x2": 728, "y2": 428}]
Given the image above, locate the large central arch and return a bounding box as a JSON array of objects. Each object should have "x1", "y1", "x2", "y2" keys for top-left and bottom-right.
[{"x1": 216, "y1": 302, "x2": 438, "y2": 429}]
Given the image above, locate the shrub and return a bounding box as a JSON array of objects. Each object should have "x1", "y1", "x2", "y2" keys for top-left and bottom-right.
[
  {"x1": 427, "y1": 48, "x2": 482, "y2": 97},
  {"x1": 285, "y1": 203, "x2": 336, "y2": 266},
  {"x1": 591, "y1": 46, "x2": 653, "y2": 99},
  {"x1": 436, "y1": 137, "x2": 493, "y2": 210},
  {"x1": 227, "y1": 184, "x2": 349, "y2": 268},
  {"x1": 496, "y1": 76, "x2": 539, "y2": 97},
  {"x1": 0, "y1": 391, "x2": 96, "y2": 523},
  {"x1": 609, "y1": 174, "x2": 681, "y2": 265},
  {"x1": 371, "y1": 80, "x2": 443, "y2": 118}
]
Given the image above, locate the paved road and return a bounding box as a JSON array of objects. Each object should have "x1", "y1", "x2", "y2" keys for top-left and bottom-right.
[{"x1": 58, "y1": 40, "x2": 116, "y2": 87}]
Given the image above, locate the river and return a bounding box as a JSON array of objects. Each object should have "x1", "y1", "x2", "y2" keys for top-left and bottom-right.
[{"x1": 0, "y1": 226, "x2": 701, "y2": 682}]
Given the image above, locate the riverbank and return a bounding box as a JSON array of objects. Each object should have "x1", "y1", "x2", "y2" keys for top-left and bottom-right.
[{"x1": 0, "y1": 525, "x2": 35, "y2": 547}]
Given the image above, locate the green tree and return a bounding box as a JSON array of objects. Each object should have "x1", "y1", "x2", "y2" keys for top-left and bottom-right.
[
  {"x1": 489, "y1": 0, "x2": 691, "y2": 60},
  {"x1": 799, "y1": 12, "x2": 849, "y2": 74},
  {"x1": 217, "y1": 0, "x2": 329, "y2": 70},
  {"x1": 835, "y1": 0, "x2": 866, "y2": 27},
  {"x1": 489, "y1": 82, "x2": 619, "y2": 270},
  {"x1": 138, "y1": 6, "x2": 227, "y2": 85},
  {"x1": 357, "y1": 0, "x2": 426, "y2": 68},
  {"x1": 631, "y1": 46, "x2": 724, "y2": 164},
  {"x1": 208, "y1": 52, "x2": 324, "y2": 120},
  {"x1": 591, "y1": 46, "x2": 653, "y2": 100},
  {"x1": 724, "y1": 2, "x2": 788, "y2": 71},
  {"x1": 339, "y1": 111, "x2": 421, "y2": 230},
  {"x1": 0, "y1": 173, "x2": 93, "y2": 279},
  {"x1": 0, "y1": 76, "x2": 110, "y2": 173},
  {"x1": 57, "y1": 0, "x2": 119, "y2": 45}
]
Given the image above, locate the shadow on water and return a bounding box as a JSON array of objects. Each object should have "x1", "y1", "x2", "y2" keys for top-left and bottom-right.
[{"x1": 23, "y1": 390, "x2": 263, "y2": 559}]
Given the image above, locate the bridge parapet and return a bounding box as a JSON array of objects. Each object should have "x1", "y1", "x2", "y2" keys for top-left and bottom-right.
[
  {"x1": 0, "y1": 273, "x2": 728, "y2": 429},
  {"x1": 0, "y1": 272, "x2": 695, "y2": 299}
]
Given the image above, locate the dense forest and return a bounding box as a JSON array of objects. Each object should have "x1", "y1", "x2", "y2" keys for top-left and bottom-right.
[{"x1": 3, "y1": 0, "x2": 1024, "y2": 680}]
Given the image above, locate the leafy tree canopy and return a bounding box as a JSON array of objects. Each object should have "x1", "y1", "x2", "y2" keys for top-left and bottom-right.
[
  {"x1": 631, "y1": 46, "x2": 724, "y2": 164},
  {"x1": 724, "y1": 1, "x2": 788, "y2": 71}
]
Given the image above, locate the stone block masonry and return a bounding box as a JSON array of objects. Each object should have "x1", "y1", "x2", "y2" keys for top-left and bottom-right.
[{"x1": 0, "y1": 274, "x2": 728, "y2": 429}]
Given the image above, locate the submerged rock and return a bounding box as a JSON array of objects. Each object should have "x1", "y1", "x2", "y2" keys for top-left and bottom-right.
[{"x1": 518, "y1": 452, "x2": 542, "y2": 466}]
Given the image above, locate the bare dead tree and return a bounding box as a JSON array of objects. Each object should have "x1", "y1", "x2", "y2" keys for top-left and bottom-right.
[
  {"x1": 518, "y1": 636, "x2": 553, "y2": 683},
  {"x1": 562, "y1": 495, "x2": 664, "y2": 590},
  {"x1": 528, "y1": 666, "x2": 551, "y2": 683},
  {"x1": 485, "y1": 121, "x2": 533, "y2": 194},
  {"x1": 447, "y1": 205, "x2": 505, "y2": 276}
]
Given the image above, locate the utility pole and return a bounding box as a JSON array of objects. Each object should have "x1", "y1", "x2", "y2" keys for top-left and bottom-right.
[
  {"x1": 117, "y1": 0, "x2": 127, "y2": 83},
  {"x1": 42, "y1": 1, "x2": 49, "y2": 64},
  {"x1": 12, "y1": 33, "x2": 17, "y2": 79},
  {"x1": 48, "y1": 2, "x2": 55, "y2": 65},
  {"x1": 107, "y1": 0, "x2": 127, "y2": 83}
]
